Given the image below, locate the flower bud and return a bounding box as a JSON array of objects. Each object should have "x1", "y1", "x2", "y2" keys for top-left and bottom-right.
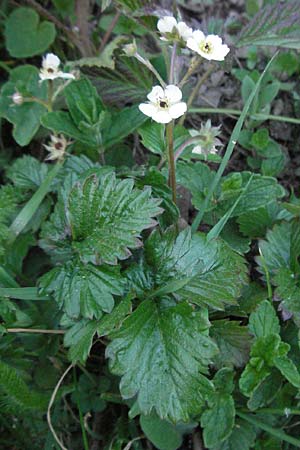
[
  {"x1": 12, "y1": 91, "x2": 24, "y2": 105},
  {"x1": 123, "y1": 41, "x2": 137, "y2": 57}
]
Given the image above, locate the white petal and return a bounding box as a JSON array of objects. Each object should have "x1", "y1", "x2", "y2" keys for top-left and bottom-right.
[
  {"x1": 157, "y1": 16, "x2": 177, "y2": 33},
  {"x1": 139, "y1": 103, "x2": 157, "y2": 118},
  {"x1": 165, "y1": 85, "x2": 182, "y2": 103},
  {"x1": 169, "y1": 102, "x2": 187, "y2": 119},
  {"x1": 57, "y1": 71, "x2": 76, "y2": 80},
  {"x1": 186, "y1": 37, "x2": 201, "y2": 54},
  {"x1": 191, "y1": 29, "x2": 205, "y2": 43},
  {"x1": 177, "y1": 22, "x2": 193, "y2": 40},
  {"x1": 147, "y1": 85, "x2": 164, "y2": 102},
  {"x1": 152, "y1": 110, "x2": 172, "y2": 123},
  {"x1": 43, "y1": 53, "x2": 60, "y2": 69},
  {"x1": 211, "y1": 44, "x2": 230, "y2": 61},
  {"x1": 192, "y1": 145, "x2": 203, "y2": 154},
  {"x1": 206, "y1": 34, "x2": 223, "y2": 46}
]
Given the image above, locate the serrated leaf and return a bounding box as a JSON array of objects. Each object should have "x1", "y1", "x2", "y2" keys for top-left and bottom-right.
[
  {"x1": 5, "y1": 7, "x2": 56, "y2": 57},
  {"x1": 145, "y1": 228, "x2": 247, "y2": 310},
  {"x1": 257, "y1": 222, "x2": 292, "y2": 276},
  {"x1": 64, "y1": 296, "x2": 131, "y2": 364},
  {"x1": 247, "y1": 370, "x2": 283, "y2": 411},
  {"x1": 201, "y1": 368, "x2": 235, "y2": 448},
  {"x1": 237, "y1": 202, "x2": 284, "y2": 238},
  {"x1": 273, "y1": 355, "x2": 300, "y2": 388},
  {"x1": 237, "y1": 1, "x2": 300, "y2": 49},
  {"x1": 274, "y1": 267, "x2": 300, "y2": 315},
  {"x1": 7, "y1": 156, "x2": 49, "y2": 190},
  {"x1": 40, "y1": 172, "x2": 162, "y2": 265},
  {"x1": 0, "y1": 65, "x2": 47, "y2": 146},
  {"x1": 70, "y1": 36, "x2": 125, "y2": 70},
  {"x1": 106, "y1": 300, "x2": 217, "y2": 422},
  {"x1": 248, "y1": 300, "x2": 280, "y2": 339},
  {"x1": 211, "y1": 320, "x2": 252, "y2": 369},
  {"x1": 39, "y1": 259, "x2": 125, "y2": 318}
]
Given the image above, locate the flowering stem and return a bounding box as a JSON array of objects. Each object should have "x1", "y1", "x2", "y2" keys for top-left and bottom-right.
[
  {"x1": 169, "y1": 43, "x2": 177, "y2": 84},
  {"x1": 178, "y1": 56, "x2": 202, "y2": 88},
  {"x1": 178, "y1": 64, "x2": 215, "y2": 125},
  {"x1": 166, "y1": 122, "x2": 176, "y2": 204},
  {"x1": 134, "y1": 53, "x2": 166, "y2": 87},
  {"x1": 47, "y1": 80, "x2": 54, "y2": 112},
  {"x1": 23, "y1": 97, "x2": 49, "y2": 109}
]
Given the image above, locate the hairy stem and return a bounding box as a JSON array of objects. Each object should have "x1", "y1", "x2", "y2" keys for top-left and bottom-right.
[
  {"x1": 166, "y1": 122, "x2": 176, "y2": 204},
  {"x1": 134, "y1": 53, "x2": 166, "y2": 87},
  {"x1": 179, "y1": 56, "x2": 202, "y2": 88},
  {"x1": 169, "y1": 43, "x2": 177, "y2": 84},
  {"x1": 178, "y1": 65, "x2": 215, "y2": 125}
]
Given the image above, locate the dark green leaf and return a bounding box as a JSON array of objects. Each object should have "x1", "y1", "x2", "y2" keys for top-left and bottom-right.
[
  {"x1": 39, "y1": 260, "x2": 125, "y2": 319},
  {"x1": 107, "y1": 300, "x2": 217, "y2": 422},
  {"x1": 7, "y1": 156, "x2": 49, "y2": 190},
  {"x1": 140, "y1": 412, "x2": 183, "y2": 450}
]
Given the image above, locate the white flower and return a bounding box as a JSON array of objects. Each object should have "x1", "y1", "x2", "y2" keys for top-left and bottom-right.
[
  {"x1": 44, "y1": 134, "x2": 70, "y2": 161},
  {"x1": 139, "y1": 85, "x2": 187, "y2": 124},
  {"x1": 39, "y1": 53, "x2": 75, "y2": 82},
  {"x1": 187, "y1": 31, "x2": 230, "y2": 61},
  {"x1": 11, "y1": 91, "x2": 23, "y2": 105},
  {"x1": 157, "y1": 16, "x2": 193, "y2": 43}
]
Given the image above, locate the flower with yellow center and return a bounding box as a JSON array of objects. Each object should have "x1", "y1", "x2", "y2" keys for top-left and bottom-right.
[
  {"x1": 187, "y1": 31, "x2": 230, "y2": 61},
  {"x1": 139, "y1": 85, "x2": 187, "y2": 124}
]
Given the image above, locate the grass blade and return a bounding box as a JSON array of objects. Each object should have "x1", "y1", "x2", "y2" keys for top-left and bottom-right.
[
  {"x1": 0, "y1": 287, "x2": 50, "y2": 300},
  {"x1": 191, "y1": 52, "x2": 279, "y2": 233},
  {"x1": 9, "y1": 162, "x2": 63, "y2": 242}
]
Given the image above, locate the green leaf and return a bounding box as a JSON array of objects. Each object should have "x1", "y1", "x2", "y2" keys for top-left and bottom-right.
[
  {"x1": 211, "y1": 320, "x2": 252, "y2": 369},
  {"x1": 247, "y1": 370, "x2": 283, "y2": 410},
  {"x1": 274, "y1": 267, "x2": 300, "y2": 314},
  {"x1": 0, "y1": 65, "x2": 47, "y2": 146},
  {"x1": 201, "y1": 369, "x2": 236, "y2": 448},
  {"x1": 0, "y1": 287, "x2": 49, "y2": 300},
  {"x1": 5, "y1": 7, "x2": 56, "y2": 57},
  {"x1": 41, "y1": 172, "x2": 162, "y2": 265},
  {"x1": 7, "y1": 156, "x2": 49, "y2": 190},
  {"x1": 248, "y1": 300, "x2": 280, "y2": 339},
  {"x1": 145, "y1": 228, "x2": 247, "y2": 310},
  {"x1": 212, "y1": 418, "x2": 256, "y2": 450},
  {"x1": 273, "y1": 355, "x2": 300, "y2": 388},
  {"x1": 39, "y1": 260, "x2": 125, "y2": 319},
  {"x1": 42, "y1": 78, "x2": 146, "y2": 148},
  {"x1": 237, "y1": 1, "x2": 300, "y2": 49},
  {"x1": 70, "y1": 36, "x2": 126, "y2": 70},
  {"x1": 64, "y1": 319, "x2": 99, "y2": 364},
  {"x1": 106, "y1": 300, "x2": 217, "y2": 422},
  {"x1": 138, "y1": 121, "x2": 165, "y2": 155},
  {"x1": 140, "y1": 412, "x2": 183, "y2": 450},
  {"x1": 64, "y1": 296, "x2": 132, "y2": 364},
  {"x1": 257, "y1": 222, "x2": 292, "y2": 276},
  {"x1": 237, "y1": 202, "x2": 284, "y2": 238}
]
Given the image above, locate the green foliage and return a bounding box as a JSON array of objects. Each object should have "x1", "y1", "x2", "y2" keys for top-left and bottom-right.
[
  {"x1": 238, "y1": 0, "x2": 300, "y2": 48},
  {"x1": 0, "y1": 65, "x2": 47, "y2": 146},
  {"x1": 107, "y1": 300, "x2": 217, "y2": 421},
  {"x1": 40, "y1": 172, "x2": 162, "y2": 265},
  {"x1": 140, "y1": 413, "x2": 183, "y2": 450},
  {"x1": 5, "y1": 7, "x2": 56, "y2": 57},
  {"x1": 41, "y1": 78, "x2": 147, "y2": 148},
  {"x1": 0, "y1": 360, "x2": 48, "y2": 413}
]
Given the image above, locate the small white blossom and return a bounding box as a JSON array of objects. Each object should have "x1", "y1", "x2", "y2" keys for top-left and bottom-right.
[
  {"x1": 39, "y1": 53, "x2": 75, "y2": 82},
  {"x1": 139, "y1": 85, "x2": 187, "y2": 124},
  {"x1": 44, "y1": 134, "x2": 70, "y2": 161},
  {"x1": 11, "y1": 91, "x2": 24, "y2": 105},
  {"x1": 191, "y1": 120, "x2": 222, "y2": 157},
  {"x1": 187, "y1": 31, "x2": 230, "y2": 61},
  {"x1": 157, "y1": 16, "x2": 193, "y2": 43}
]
